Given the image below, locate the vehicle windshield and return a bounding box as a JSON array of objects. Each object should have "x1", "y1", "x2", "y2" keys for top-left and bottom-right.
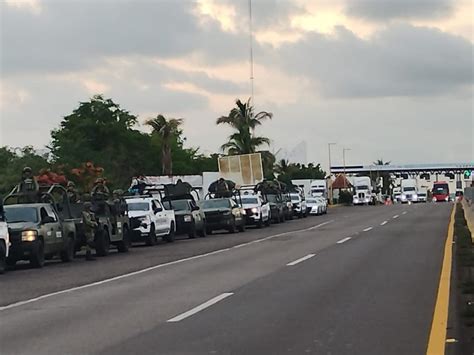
[
  {"x1": 241, "y1": 197, "x2": 258, "y2": 205},
  {"x1": 291, "y1": 195, "x2": 300, "y2": 201},
  {"x1": 200, "y1": 199, "x2": 230, "y2": 209},
  {"x1": 433, "y1": 186, "x2": 448, "y2": 194},
  {"x1": 306, "y1": 198, "x2": 317, "y2": 204},
  {"x1": 166, "y1": 199, "x2": 190, "y2": 211},
  {"x1": 266, "y1": 195, "x2": 279, "y2": 203},
  {"x1": 4, "y1": 206, "x2": 39, "y2": 223},
  {"x1": 418, "y1": 193, "x2": 427, "y2": 196},
  {"x1": 127, "y1": 202, "x2": 149, "y2": 211},
  {"x1": 356, "y1": 185, "x2": 369, "y2": 190},
  {"x1": 403, "y1": 187, "x2": 416, "y2": 191}
]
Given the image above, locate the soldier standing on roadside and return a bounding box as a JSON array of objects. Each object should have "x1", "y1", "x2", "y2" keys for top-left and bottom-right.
[
  {"x1": 91, "y1": 178, "x2": 110, "y2": 199},
  {"x1": 82, "y1": 202, "x2": 97, "y2": 261},
  {"x1": 66, "y1": 181, "x2": 79, "y2": 203}
]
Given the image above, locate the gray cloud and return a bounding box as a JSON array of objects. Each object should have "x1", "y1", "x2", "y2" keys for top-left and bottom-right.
[
  {"x1": 276, "y1": 24, "x2": 472, "y2": 98},
  {"x1": 0, "y1": 0, "x2": 251, "y2": 76},
  {"x1": 345, "y1": 0, "x2": 455, "y2": 21}
]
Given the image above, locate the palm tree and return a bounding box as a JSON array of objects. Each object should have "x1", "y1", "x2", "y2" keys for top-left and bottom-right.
[
  {"x1": 146, "y1": 114, "x2": 183, "y2": 175},
  {"x1": 216, "y1": 98, "x2": 272, "y2": 154}
]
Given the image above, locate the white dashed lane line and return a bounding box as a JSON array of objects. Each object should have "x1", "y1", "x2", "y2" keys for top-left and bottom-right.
[
  {"x1": 286, "y1": 254, "x2": 316, "y2": 266},
  {"x1": 380, "y1": 221, "x2": 388, "y2": 226},
  {"x1": 363, "y1": 227, "x2": 373, "y2": 232},
  {"x1": 393, "y1": 215, "x2": 399, "y2": 219},
  {"x1": 337, "y1": 237, "x2": 352, "y2": 244},
  {"x1": 402, "y1": 211, "x2": 407, "y2": 215},
  {"x1": 167, "y1": 293, "x2": 234, "y2": 322}
]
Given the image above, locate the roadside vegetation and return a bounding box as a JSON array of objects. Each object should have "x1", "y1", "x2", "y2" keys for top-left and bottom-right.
[
  {"x1": 0, "y1": 95, "x2": 325, "y2": 195},
  {"x1": 454, "y1": 202, "x2": 474, "y2": 352}
]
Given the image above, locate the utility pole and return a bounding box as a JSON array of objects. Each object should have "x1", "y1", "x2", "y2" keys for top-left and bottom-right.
[
  {"x1": 328, "y1": 143, "x2": 336, "y2": 203},
  {"x1": 248, "y1": 0, "x2": 254, "y2": 105}
]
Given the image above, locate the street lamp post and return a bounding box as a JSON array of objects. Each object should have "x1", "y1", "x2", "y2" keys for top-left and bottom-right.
[
  {"x1": 343, "y1": 147, "x2": 351, "y2": 189},
  {"x1": 328, "y1": 143, "x2": 336, "y2": 204}
]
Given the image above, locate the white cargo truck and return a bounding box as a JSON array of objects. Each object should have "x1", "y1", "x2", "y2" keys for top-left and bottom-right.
[
  {"x1": 400, "y1": 178, "x2": 418, "y2": 203},
  {"x1": 352, "y1": 176, "x2": 375, "y2": 205}
]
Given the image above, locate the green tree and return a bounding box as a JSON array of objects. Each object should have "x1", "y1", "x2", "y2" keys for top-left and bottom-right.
[
  {"x1": 145, "y1": 115, "x2": 184, "y2": 175},
  {"x1": 277, "y1": 162, "x2": 326, "y2": 185},
  {"x1": 51, "y1": 95, "x2": 160, "y2": 188},
  {"x1": 216, "y1": 99, "x2": 272, "y2": 154}
]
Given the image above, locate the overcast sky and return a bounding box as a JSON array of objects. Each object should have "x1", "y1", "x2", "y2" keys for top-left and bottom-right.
[{"x1": 1, "y1": 0, "x2": 473, "y2": 170}]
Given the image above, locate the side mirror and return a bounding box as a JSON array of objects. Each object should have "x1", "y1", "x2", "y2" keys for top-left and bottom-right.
[
  {"x1": 154, "y1": 207, "x2": 162, "y2": 213},
  {"x1": 42, "y1": 216, "x2": 55, "y2": 224},
  {"x1": 191, "y1": 205, "x2": 200, "y2": 212}
]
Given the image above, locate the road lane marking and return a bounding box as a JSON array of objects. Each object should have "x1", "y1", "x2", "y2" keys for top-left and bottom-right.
[
  {"x1": 393, "y1": 215, "x2": 399, "y2": 219},
  {"x1": 287, "y1": 254, "x2": 316, "y2": 266},
  {"x1": 336, "y1": 237, "x2": 352, "y2": 244},
  {"x1": 380, "y1": 221, "x2": 388, "y2": 226},
  {"x1": 167, "y1": 293, "x2": 234, "y2": 322},
  {"x1": 402, "y1": 211, "x2": 407, "y2": 215},
  {"x1": 426, "y1": 205, "x2": 455, "y2": 355},
  {"x1": 0, "y1": 220, "x2": 334, "y2": 311},
  {"x1": 362, "y1": 227, "x2": 373, "y2": 232}
]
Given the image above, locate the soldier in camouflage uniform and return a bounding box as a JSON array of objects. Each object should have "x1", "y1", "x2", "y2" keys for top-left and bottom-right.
[{"x1": 81, "y1": 201, "x2": 97, "y2": 261}]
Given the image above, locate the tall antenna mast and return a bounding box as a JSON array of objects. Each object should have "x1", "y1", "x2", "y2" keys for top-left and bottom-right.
[{"x1": 248, "y1": 0, "x2": 254, "y2": 105}]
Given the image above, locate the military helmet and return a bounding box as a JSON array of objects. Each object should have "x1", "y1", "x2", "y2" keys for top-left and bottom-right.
[
  {"x1": 84, "y1": 201, "x2": 92, "y2": 209},
  {"x1": 22, "y1": 166, "x2": 32, "y2": 173},
  {"x1": 113, "y1": 189, "x2": 124, "y2": 195},
  {"x1": 67, "y1": 181, "x2": 76, "y2": 187},
  {"x1": 95, "y1": 178, "x2": 104, "y2": 184}
]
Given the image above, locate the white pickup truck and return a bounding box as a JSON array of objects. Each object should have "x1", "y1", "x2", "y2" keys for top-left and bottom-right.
[
  {"x1": 0, "y1": 204, "x2": 10, "y2": 274},
  {"x1": 126, "y1": 197, "x2": 176, "y2": 245}
]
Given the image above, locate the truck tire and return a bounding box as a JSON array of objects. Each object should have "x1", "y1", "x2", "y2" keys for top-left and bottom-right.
[
  {"x1": 206, "y1": 227, "x2": 213, "y2": 235},
  {"x1": 146, "y1": 224, "x2": 157, "y2": 246},
  {"x1": 6, "y1": 258, "x2": 16, "y2": 267},
  {"x1": 228, "y1": 218, "x2": 236, "y2": 233},
  {"x1": 95, "y1": 229, "x2": 110, "y2": 257},
  {"x1": 0, "y1": 242, "x2": 6, "y2": 274},
  {"x1": 60, "y1": 234, "x2": 75, "y2": 262},
  {"x1": 265, "y1": 216, "x2": 271, "y2": 227},
  {"x1": 188, "y1": 223, "x2": 197, "y2": 239},
  {"x1": 117, "y1": 225, "x2": 131, "y2": 253},
  {"x1": 164, "y1": 222, "x2": 175, "y2": 243},
  {"x1": 198, "y1": 223, "x2": 207, "y2": 238},
  {"x1": 237, "y1": 223, "x2": 245, "y2": 233},
  {"x1": 30, "y1": 239, "x2": 45, "y2": 268}
]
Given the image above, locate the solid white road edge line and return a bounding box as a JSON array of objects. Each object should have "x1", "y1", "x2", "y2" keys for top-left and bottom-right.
[
  {"x1": 336, "y1": 237, "x2": 352, "y2": 244},
  {"x1": 167, "y1": 293, "x2": 234, "y2": 322},
  {"x1": 393, "y1": 215, "x2": 399, "y2": 219},
  {"x1": 363, "y1": 227, "x2": 373, "y2": 232},
  {"x1": 0, "y1": 220, "x2": 334, "y2": 312},
  {"x1": 287, "y1": 254, "x2": 316, "y2": 266},
  {"x1": 380, "y1": 221, "x2": 388, "y2": 226}
]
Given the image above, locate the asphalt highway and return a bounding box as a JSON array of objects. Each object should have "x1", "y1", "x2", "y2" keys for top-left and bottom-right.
[{"x1": 0, "y1": 203, "x2": 453, "y2": 354}]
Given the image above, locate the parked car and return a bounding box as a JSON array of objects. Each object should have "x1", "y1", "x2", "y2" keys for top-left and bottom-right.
[
  {"x1": 240, "y1": 194, "x2": 271, "y2": 227},
  {"x1": 127, "y1": 197, "x2": 176, "y2": 245},
  {"x1": 266, "y1": 194, "x2": 286, "y2": 223},
  {"x1": 199, "y1": 198, "x2": 246, "y2": 234},
  {"x1": 163, "y1": 197, "x2": 206, "y2": 238},
  {"x1": 0, "y1": 202, "x2": 10, "y2": 274},
  {"x1": 282, "y1": 194, "x2": 294, "y2": 220},
  {"x1": 290, "y1": 193, "x2": 307, "y2": 218},
  {"x1": 306, "y1": 197, "x2": 321, "y2": 215}
]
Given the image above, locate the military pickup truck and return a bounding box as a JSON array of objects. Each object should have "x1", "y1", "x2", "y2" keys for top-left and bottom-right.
[
  {"x1": 3, "y1": 189, "x2": 77, "y2": 268},
  {"x1": 71, "y1": 198, "x2": 131, "y2": 256}
]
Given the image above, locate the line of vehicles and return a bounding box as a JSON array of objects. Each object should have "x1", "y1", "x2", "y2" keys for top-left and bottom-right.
[{"x1": 0, "y1": 178, "x2": 329, "y2": 273}]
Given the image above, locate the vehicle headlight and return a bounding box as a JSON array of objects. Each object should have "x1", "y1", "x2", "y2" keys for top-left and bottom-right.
[
  {"x1": 22, "y1": 230, "x2": 38, "y2": 242},
  {"x1": 251, "y1": 207, "x2": 258, "y2": 214},
  {"x1": 432, "y1": 197, "x2": 437, "y2": 202},
  {"x1": 184, "y1": 215, "x2": 192, "y2": 222},
  {"x1": 241, "y1": 209, "x2": 246, "y2": 215},
  {"x1": 445, "y1": 196, "x2": 449, "y2": 202},
  {"x1": 354, "y1": 198, "x2": 359, "y2": 203},
  {"x1": 401, "y1": 195, "x2": 407, "y2": 200}
]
